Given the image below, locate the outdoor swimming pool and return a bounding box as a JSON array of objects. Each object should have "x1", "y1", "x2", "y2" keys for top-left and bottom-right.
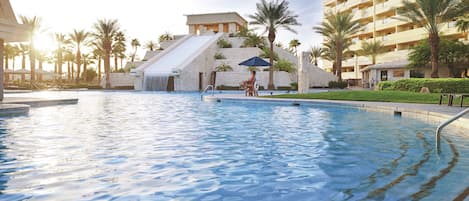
[{"x1": 0, "y1": 91, "x2": 468, "y2": 200}]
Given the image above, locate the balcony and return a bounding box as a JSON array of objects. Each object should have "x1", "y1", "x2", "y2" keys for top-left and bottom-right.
[
  {"x1": 375, "y1": 18, "x2": 405, "y2": 31},
  {"x1": 361, "y1": 7, "x2": 374, "y2": 19},
  {"x1": 375, "y1": 0, "x2": 402, "y2": 15},
  {"x1": 378, "y1": 49, "x2": 411, "y2": 62}
]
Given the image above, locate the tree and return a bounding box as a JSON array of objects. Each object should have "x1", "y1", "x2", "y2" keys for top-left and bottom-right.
[
  {"x1": 456, "y1": 14, "x2": 469, "y2": 32},
  {"x1": 81, "y1": 53, "x2": 94, "y2": 81},
  {"x1": 274, "y1": 59, "x2": 296, "y2": 73},
  {"x1": 18, "y1": 43, "x2": 29, "y2": 82},
  {"x1": 63, "y1": 50, "x2": 74, "y2": 82},
  {"x1": 54, "y1": 33, "x2": 68, "y2": 84},
  {"x1": 215, "y1": 63, "x2": 234, "y2": 72},
  {"x1": 159, "y1": 32, "x2": 174, "y2": 43},
  {"x1": 145, "y1": 40, "x2": 157, "y2": 51},
  {"x1": 20, "y1": 15, "x2": 42, "y2": 85},
  {"x1": 288, "y1": 39, "x2": 301, "y2": 55},
  {"x1": 112, "y1": 31, "x2": 126, "y2": 71},
  {"x1": 93, "y1": 19, "x2": 120, "y2": 89},
  {"x1": 396, "y1": 0, "x2": 469, "y2": 78},
  {"x1": 3, "y1": 44, "x2": 16, "y2": 82},
  {"x1": 36, "y1": 51, "x2": 47, "y2": 81},
  {"x1": 309, "y1": 46, "x2": 323, "y2": 66},
  {"x1": 91, "y1": 42, "x2": 104, "y2": 84},
  {"x1": 249, "y1": 0, "x2": 300, "y2": 89},
  {"x1": 130, "y1": 38, "x2": 140, "y2": 62},
  {"x1": 242, "y1": 32, "x2": 266, "y2": 48},
  {"x1": 314, "y1": 12, "x2": 361, "y2": 81},
  {"x1": 70, "y1": 29, "x2": 89, "y2": 83},
  {"x1": 360, "y1": 40, "x2": 385, "y2": 65}
]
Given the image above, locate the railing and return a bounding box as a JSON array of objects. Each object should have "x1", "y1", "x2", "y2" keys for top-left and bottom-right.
[
  {"x1": 200, "y1": 85, "x2": 215, "y2": 100},
  {"x1": 436, "y1": 107, "x2": 469, "y2": 153}
]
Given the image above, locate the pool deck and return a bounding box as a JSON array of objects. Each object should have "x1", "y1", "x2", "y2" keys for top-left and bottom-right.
[
  {"x1": 203, "y1": 94, "x2": 469, "y2": 128},
  {"x1": 0, "y1": 97, "x2": 79, "y2": 116}
]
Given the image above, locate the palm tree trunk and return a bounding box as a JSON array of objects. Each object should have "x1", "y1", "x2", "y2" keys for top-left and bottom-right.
[
  {"x1": 0, "y1": 39, "x2": 4, "y2": 100},
  {"x1": 71, "y1": 63, "x2": 74, "y2": 82},
  {"x1": 429, "y1": 33, "x2": 439, "y2": 78},
  {"x1": 98, "y1": 57, "x2": 101, "y2": 84},
  {"x1": 5, "y1": 54, "x2": 9, "y2": 83},
  {"x1": 336, "y1": 42, "x2": 343, "y2": 82},
  {"x1": 30, "y1": 40, "x2": 36, "y2": 85},
  {"x1": 38, "y1": 61, "x2": 43, "y2": 81},
  {"x1": 21, "y1": 54, "x2": 25, "y2": 82},
  {"x1": 268, "y1": 30, "x2": 276, "y2": 90},
  {"x1": 83, "y1": 61, "x2": 87, "y2": 82},
  {"x1": 114, "y1": 55, "x2": 118, "y2": 72},
  {"x1": 105, "y1": 52, "x2": 111, "y2": 88},
  {"x1": 76, "y1": 49, "x2": 81, "y2": 83},
  {"x1": 57, "y1": 51, "x2": 62, "y2": 85},
  {"x1": 67, "y1": 61, "x2": 70, "y2": 82}
]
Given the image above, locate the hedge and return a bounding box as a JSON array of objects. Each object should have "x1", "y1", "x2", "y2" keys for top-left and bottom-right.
[
  {"x1": 328, "y1": 81, "x2": 348, "y2": 89},
  {"x1": 378, "y1": 78, "x2": 469, "y2": 93}
]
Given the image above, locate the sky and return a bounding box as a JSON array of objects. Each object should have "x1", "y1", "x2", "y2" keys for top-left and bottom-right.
[{"x1": 10, "y1": 0, "x2": 323, "y2": 69}]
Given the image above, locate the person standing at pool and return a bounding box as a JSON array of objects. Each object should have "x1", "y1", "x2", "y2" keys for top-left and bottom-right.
[{"x1": 246, "y1": 71, "x2": 256, "y2": 96}]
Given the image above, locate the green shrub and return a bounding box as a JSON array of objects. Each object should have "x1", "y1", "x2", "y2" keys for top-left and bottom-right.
[
  {"x1": 274, "y1": 59, "x2": 296, "y2": 73},
  {"x1": 217, "y1": 39, "x2": 232, "y2": 48},
  {"x1": 214, "y1": 52, "x2": 226, "y2": 59},
  {"x1": 328, "y1": 81, "x2": 348, "y2": 89},
  {"x1": 388, "y1": 78, "x2": 469, "y2": 93},
  {"x1": 378, "y1": 81, "x2": 394, "y2": 91},
  {"x1": 277, "y1": 86, "x2": 292, "y2": 90},
  {"x1": 216, "y1": 85, "x2": 240, "y2": 90},
  {"x1": 215, "y1": 63, "x2": 233, "y2": 72},
  {"x1": 290, "y1": 82, "x2": 298, "y2": 90}
]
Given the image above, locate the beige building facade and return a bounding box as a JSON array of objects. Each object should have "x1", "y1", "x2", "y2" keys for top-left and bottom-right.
[
  {"x1": 322, "y1": 0, "x2": 469, "y2": 81},
  {"x1": 186, "y1": 12, "x2": 247, "y2": 35}
]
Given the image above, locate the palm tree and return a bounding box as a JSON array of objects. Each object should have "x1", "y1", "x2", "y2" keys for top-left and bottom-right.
[
  {"x1": 360, "y1": 40, "x2": 385, "y2": 65},
  {"x1": 314, "y1": 12, "x2": 361, "y2": 81},
  {"x1": 36, "y1": 51, "x2": 47, "y2": 82},
  {"x1": 249, "y1": 0, "x2": 300, "y2": 89},
  {"x1": 309, "y1": 46, "x2": 323, "y2": 66},
  {"x1": 18, "y1": 43, "x2": 29, "y2": 82},
  {"x1": 3, "y1": 44, "x2": 15, "y2": 82},
  {"x1": 288, "y1": 39, "x2": 301, "y2": 55},
  {"x1": 113, "y1": 31, "x2": 126, "y2": 71},
  {"x1": 396, "y1": 0, "x2": 469, "y2": 78},
  {"x1": 130, "y1": 38, "x2": 140, "y2": 62},
  {"x1": 159, "y1": 32, "x2": 174, "y2": 43},
  {"x1": 20, "y1": 15, "x2": 42, "y2": 85},
  {"x1": 93, "y1": 19, "x2": 120, "y2": 89},
  {"x1": 64, "y1": 50, "x2": 74, "y2": 82},
  {"x1": 145, "y1": 40, "x2": 157, "y2": 51},
  {"x1": 54, "y1": 33, "x2": 68, "y2": 84},
  {"x1": 456, "y1": 14, "x2": 469, "y2": 32},
  {"x1": 70, "y1": 29, "x2": 89, "y2": 83},
  {"x1": 91, "y1": 42, "x2": 104, "y2": 84},
  {"x1": 81, "y1": 53, "x2": 93, "y2": 82},
  {"x1": 242, "y1": 32, "x2": 266, "y2": 48}
]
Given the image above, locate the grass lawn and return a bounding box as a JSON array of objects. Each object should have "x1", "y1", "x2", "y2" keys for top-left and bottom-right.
[{"x1": 269, "y1": 90, "x2": 469, "y2": 105}]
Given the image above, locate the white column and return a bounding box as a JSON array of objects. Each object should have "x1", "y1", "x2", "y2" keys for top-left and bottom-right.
[
  {"x1": 188, "y1": 25, "x2": 196, "y2": 35},
  {"x1": 228, "y1": 23, "x2": 236, "y2": 34},
  {"x1": 298, "y1": 52, "x2": 310, "y2": 94},
  {"x1": 218, "y1": 24, "x2": 223, "y2": 33}
]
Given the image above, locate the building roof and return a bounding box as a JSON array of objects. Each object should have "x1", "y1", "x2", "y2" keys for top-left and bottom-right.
[
  {"x1": 185, "y1": 12, "x2": 247, "y2": 25},
  {"x1": 0, "y1": 0, "x2": 29, "y2": 42},
  {"x1": 361, "y1": 60, "x2": 409, "y2": 72}
]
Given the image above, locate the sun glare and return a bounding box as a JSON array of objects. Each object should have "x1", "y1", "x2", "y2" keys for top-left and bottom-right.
[{"x1": 34, "y1": 33, "x2": 55, "y2": 52}]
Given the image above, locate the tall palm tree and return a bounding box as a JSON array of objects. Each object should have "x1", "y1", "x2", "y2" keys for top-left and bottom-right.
[
  {"x1": 145, "y1": 40, "x2": 157, "y2": 51},
  {"x1": 64, "y1": 50, "x2": 74, "y2": 82},
  {"x1": 113, "y1": 31, "x2": 126, "y2": 71},
  {"x1": 360, "y1": 40, "x2": 385, "y2": 65},
  {"x1": 54, "y1": 33, "x2": 68, "y2": 84},
  {"x1": 288, "y1": 39, "x2": 301, "y2": 55},
  {"x1": 130, "y1": 38, "x2": 140, "y2": 62},
  {"x1": 396, "y1": 0, "x2": 469, "y2": 78},
  {"x1": 81, "y1": 53, "x2": 93, "y2": 82},
  {"x1": 93, "y1": 19, "x2": 120, "y2": 89},
  {"x1": 18, "y1": 43, "x2": 29, "y2": 82},
  {"x1": 70, "y1": 29, "x2": 89, "y2": 83},
  {"x1": 309, "y1": 46, "x2": 323, "y2": 66},
  {"x1": 20, "y1": 15, "x2": 42, "y2": 85},
  {"x1": 249, "y1": 0, "x2": 300, "y2": 89},
  {"x1": 36, "y1": 51, "x2": 47, "y2": 82},
  {"x1": 3, "y1": 44, "x2": 15, "y2": 82},
  {"x1": 314, "y1": 12, "x2": 361, "y2": 81}
]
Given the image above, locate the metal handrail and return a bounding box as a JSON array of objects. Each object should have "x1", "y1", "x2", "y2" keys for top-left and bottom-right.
[
  {"x1": 436, "y1": 107, "x2": 469, "y2": 153},
  {"x1": 200, "y1": 85, "x2": 214, "y2": 100}
]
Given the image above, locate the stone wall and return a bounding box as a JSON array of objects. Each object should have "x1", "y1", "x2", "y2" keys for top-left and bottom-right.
[
  {"x1": 215, "y1": 71, "x2": 294, "y2": 89},
  {"x1": 101, "y1": 73, "x2": 135, "y2": 88}
]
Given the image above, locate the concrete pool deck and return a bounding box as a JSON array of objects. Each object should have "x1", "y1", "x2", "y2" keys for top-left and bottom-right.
[
  {"x1": 0, "y1": 97, "x2": 79, "y2": 116},
  {"x1": 203, "y1": 93, "x2": 469, "y2": 129}
]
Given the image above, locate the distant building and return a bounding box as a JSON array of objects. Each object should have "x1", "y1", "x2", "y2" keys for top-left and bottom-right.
[
  {"x1": 322, "y1": 0, "x2": 469, "y2": 85},
  {"x1": 186, "y1": 12, "x2": 247, "y2": 35}
]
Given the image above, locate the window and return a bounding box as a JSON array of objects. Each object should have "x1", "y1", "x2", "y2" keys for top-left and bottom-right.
[
  {"x1": 393, "y1": 70, "x2": 405, "y2": 77},
  {"x1": 380, "y1": 70, "x2": 388, "y2": 81}
]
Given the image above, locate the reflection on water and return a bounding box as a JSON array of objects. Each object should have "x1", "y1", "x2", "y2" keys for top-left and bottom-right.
[{"x1": 0, "y1": 91, "x2": 467, "y2": 200}]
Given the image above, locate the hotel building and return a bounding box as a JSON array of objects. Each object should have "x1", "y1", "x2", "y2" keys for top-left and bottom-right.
[{"x1": 322, "y1": 0, "x2": 469, "y2": 84}]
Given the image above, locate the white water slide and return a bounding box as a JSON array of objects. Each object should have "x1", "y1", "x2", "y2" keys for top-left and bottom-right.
[{"x1": 137, "y1": 34, "x2": 221, "y2": 90}]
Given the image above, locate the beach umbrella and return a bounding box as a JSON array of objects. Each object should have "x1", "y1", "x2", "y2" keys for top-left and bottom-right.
[{"x1": 238, "y1": 56, "x2": 271, "y2": 67}]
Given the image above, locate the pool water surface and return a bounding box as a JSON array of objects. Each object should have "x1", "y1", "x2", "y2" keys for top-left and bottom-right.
[{"x1": 0, "y1": 91, "x2": 468, "y2": 200}]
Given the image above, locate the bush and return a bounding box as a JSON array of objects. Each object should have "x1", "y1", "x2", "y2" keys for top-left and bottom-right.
[
  {"x1": 328, "y1": 81, "x2": 348, "y2": 89},
  {"x1": 215, "y1": 63, "x2": 233, "y2": 72},
  {"x1": 290, "y1": 82, "x2": 298, "y2": 90},
  {"x1": 217, "y1": 39, "x2": 232, "y2": 48},
  {"x1": 82, "y1": 68, "x2": 97, "y2": 82},
  {"x1": 378, "y1": 81, "x2": 393, "y2": 90},
  {"x1": 214, "y1": 52, "x2": 226, "y2": 59},
  {"x1": 216, "y1": 85, "x2": 240, "y2": 90},
  {"x1": 274, "y1": 59, "x2": 296, "y2": 73},
  {"x1": 277, "y1": 86, "x2": 292, "y2": 90},
  {"x1": 385, "y1": 78, "x2": 469, "y2": 93}
]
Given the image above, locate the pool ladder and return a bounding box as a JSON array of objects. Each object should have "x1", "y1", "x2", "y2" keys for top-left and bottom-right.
[
  {"x1": 200, "y1": 85, "x2": 215, "y2": 100},
  {"x1": 436, "y1": 107, "x2": 469, "y2": 153}
]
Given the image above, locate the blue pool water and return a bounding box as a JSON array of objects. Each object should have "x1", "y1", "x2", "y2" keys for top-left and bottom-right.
[{"x1": 0, "y1": 91, "x2": 468, "y2": 201}]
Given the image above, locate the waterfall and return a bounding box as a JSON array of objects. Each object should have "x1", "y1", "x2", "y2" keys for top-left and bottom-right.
[{"x1": 144, "y1": 75, "x2": 169, "y2": 91}]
